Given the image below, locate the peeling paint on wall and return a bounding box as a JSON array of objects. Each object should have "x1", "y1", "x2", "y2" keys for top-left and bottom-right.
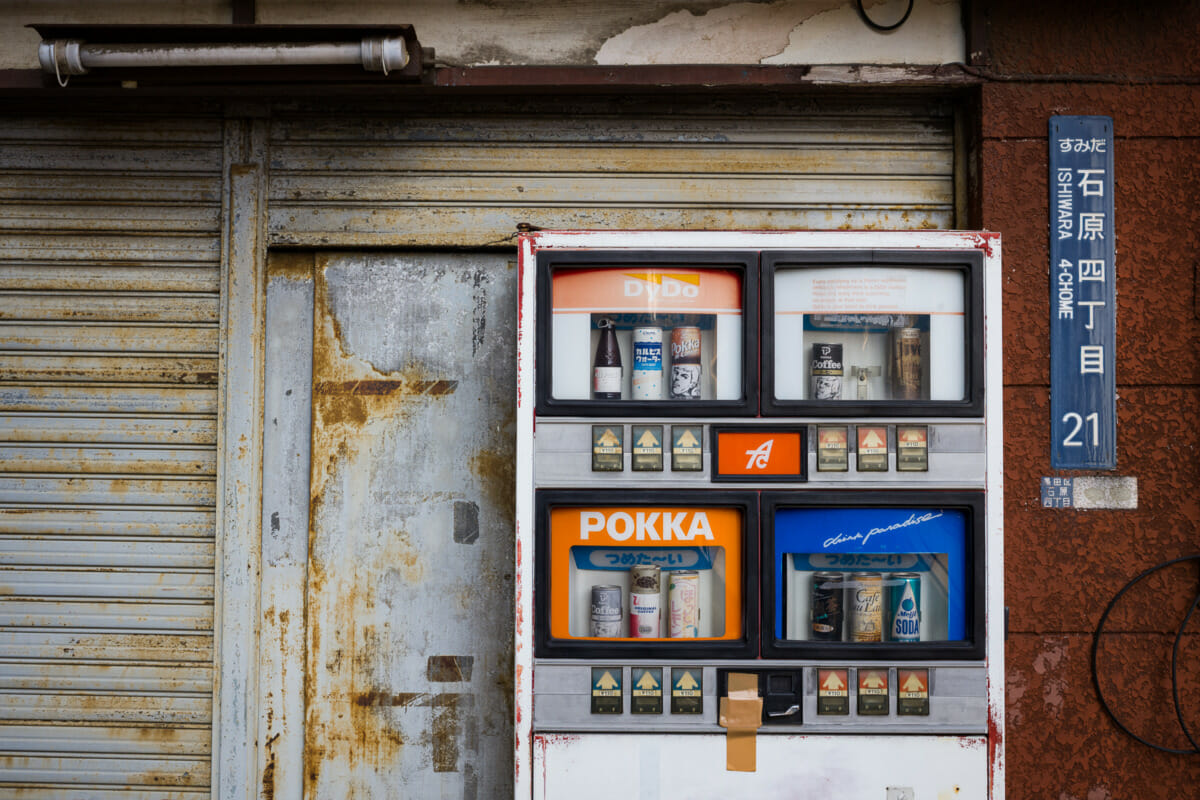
[
  {"x1": 1, "y1": 0, "x2": 963, "y2": 69},
  {"x1": 596, "y1": 0, "x2": 964, "y2": 66}
]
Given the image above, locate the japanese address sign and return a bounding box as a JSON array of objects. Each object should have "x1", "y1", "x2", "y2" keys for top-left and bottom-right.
[{"x1": 1049, "y1": 116, "x2": 1116, "y2": 469}]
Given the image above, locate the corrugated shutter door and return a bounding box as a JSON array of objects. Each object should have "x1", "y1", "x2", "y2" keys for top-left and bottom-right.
[
  {"x1": 0, "y1": 114, "x2": 221, "y2": 798},
  {"x1": 268, "y1": 98, "x2": 956, "y2": 247}
]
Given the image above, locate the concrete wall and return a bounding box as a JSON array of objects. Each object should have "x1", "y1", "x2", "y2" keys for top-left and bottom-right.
[
  {"x1": 983, "y1": 2, "x2": 1200, "y2": 797},
  {"x1": 3, "y1": 0, "x2": 963, "y2": 70}
]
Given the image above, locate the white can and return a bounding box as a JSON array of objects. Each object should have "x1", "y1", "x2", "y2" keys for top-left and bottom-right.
[
  {"x1": 632, "y1": 327, "x2": 663, "y2": 400},
  {"x1": 668, "y1": 570, "x2": 700, "y2": 638}
]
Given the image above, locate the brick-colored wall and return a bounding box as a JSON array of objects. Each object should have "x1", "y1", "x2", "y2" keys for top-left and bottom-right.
[{"x1": 983, "y1": 2, "x2": 1200, "y2": 797}]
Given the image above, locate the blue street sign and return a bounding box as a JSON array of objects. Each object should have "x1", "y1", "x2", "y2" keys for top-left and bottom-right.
[{"x1": 1049, "y1": 116, "x2": 1117, "y2": 469}]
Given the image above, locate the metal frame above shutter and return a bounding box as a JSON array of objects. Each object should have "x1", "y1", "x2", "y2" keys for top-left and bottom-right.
[
  {"x1": 267, "y1": 95, "x2": 957, "y2": 248},
  {"x1": 0, "y1": 112, "x2": 222, "y2": 798}
]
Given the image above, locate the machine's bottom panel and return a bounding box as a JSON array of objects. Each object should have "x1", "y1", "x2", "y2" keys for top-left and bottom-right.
[{"x1": 533, "y1": 733, "x2": 987, "y2": 800}]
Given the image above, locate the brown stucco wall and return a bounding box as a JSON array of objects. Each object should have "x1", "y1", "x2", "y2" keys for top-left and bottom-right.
[{"x1": 983, "y1": 2, "x2": 1200, "y2": 797}]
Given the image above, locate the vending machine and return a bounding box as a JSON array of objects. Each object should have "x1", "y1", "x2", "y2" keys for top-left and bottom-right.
[{"x1": 515, "y1": 231, "x2": 1003, "y2": 800}]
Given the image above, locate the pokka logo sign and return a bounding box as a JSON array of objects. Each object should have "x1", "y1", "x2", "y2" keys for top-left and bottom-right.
[
  {"x1": 623, "y1": 273, "x2": 701, "y2": 299},
  {"x1": 578, "y1": 510, "x2": 714, "y2": 542}
]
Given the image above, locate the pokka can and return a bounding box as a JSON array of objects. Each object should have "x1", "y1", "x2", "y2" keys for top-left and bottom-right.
[
  {"x1": 810, "y1": 571, "x2": 844, "y2": 641},
  {"x1": 888, "y1": 572, "x2": 922, "y2": 642},
  {"x1": 632, "y1": 326, "x2": 664, "y2": 400},
  {"x1": 669, "y1": 326, "x2": 702, "y2": 400},
  {"x1": 810, "y1": 343, "x2": 844, "y2": 401},
  {"x1": 630, "y1": 565, "x2": 662, "y2": 638},
  {"x1": 590, "y1": 584, "x2": 623, "y2": 638},
  {"x1": 668, "y1": 570, "x2": 700, "y2": 638},
  {"x1": 848, "y1": 572, "x2": 883, "y2": 642}
]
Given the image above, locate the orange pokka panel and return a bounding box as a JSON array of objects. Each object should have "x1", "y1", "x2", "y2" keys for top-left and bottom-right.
[{"x1": 548, "y1": 504, "x2": 745, "y2": 643}]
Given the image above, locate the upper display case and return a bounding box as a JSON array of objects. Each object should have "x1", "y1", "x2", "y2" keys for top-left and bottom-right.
[
  {"x1": 762, "y1": 250, "x2": 984, "y2": 417},
  {"x1": 535, "y1": 250, "x2": 758, "y2": 416}
]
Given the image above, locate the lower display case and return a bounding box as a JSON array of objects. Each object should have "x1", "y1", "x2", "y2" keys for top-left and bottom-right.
[
  {"x1": 535, "y1": 490, "x2": 757, "y2": 659},
  {"x1": 532, "y1": 732, "x2": 988, "y2": 800}
]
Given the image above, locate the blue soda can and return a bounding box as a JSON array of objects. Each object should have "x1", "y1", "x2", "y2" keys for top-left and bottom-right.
[{"x1": 888, "y1": 573, "x2": 921, "y2": 642}]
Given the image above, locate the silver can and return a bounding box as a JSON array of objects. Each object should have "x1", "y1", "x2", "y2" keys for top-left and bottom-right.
[
  {"x1": 632, "y1": 326, "x2": 663, "y2": 400},
  {"x1": 630, "y1": 565, "x2": 662, "y2": 638},
  {"x1": 590, "y1": 584, "x2": 623, "y2": 638},
  {"x1": 668, "y1": 570, "x2": 700, "y2": 638}
]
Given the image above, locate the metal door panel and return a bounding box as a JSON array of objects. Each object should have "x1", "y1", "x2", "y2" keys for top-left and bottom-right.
[{"x1": 302, "y1": 251, "x2": 515, "y2": 799}]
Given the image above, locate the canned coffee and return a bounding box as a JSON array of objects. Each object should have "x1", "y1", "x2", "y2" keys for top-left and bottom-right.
[{"x1": 590, "y1": 584, "x2": 623, "y2": 637}]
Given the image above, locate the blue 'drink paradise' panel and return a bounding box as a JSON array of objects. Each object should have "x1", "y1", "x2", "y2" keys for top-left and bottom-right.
[{"x1": 773, "y1": 506, "x2": 969, "y2": 640}]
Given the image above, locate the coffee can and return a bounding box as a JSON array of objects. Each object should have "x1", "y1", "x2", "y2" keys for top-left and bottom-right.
[
  {"x1": 891, "y1": 327, "x2": 923, "y2": 401},
  {"x1": 888, "y1": 573, "x2": 922, "y2": 642},
  {"x1": 632, "y1": 326, "x2": 664, "y2": 400},
  {"x1": 590, "y1": 584, "x2": 623, "y2": 637},
  {"x1": 668, "y1": 570, "x2": 700, "y2": 638},
  {"x1": 630, "y1": 565, "x2": 662, "y2": 638},
  {"x1": 810, "y1": 343, "x2": 844, "y2": 401},
  {"x1": 848, "y1": 572, "x2": 883, "y2": 642},
  {"x1": 810, "y1": 571, "x2": 844, "y2": 641}
]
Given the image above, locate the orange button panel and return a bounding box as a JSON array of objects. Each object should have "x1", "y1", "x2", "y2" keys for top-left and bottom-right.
[{"x1": 713, "y1": 427, "x2": 807, "y2": 481}]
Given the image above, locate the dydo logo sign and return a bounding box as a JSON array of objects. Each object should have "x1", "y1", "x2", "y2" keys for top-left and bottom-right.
[
  {"x1": 623, "y1": 273, "x2": 701, "y2": 300},
  {"x1": 578, "y1": 509, "x2": 715, "y2": 542}
]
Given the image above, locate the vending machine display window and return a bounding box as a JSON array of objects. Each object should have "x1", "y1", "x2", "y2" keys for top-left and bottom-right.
[
  {"x1": 535, "y1": 491, "x2": 757, "y2": 658},
  {"x1": 762, "y1": 492, "x2": 985, "y2": 659},
  {"x1": 535, "y1": 251, "x2": 758, "y2": 416},
  {"x1": 762, "y1": 250, "x2": 984, "y2": 416}
]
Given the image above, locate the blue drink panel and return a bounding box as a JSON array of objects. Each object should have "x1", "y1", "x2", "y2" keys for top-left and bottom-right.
[{"x1": 773, "y1": 507, "x2": 969, "y2": 640}]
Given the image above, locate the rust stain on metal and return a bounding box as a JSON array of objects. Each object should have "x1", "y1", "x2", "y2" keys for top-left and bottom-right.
[
  {"x1": 305, "y1": 257, "x2": 473, "y2": 795},
  {"x1": 428, "y1": 655, "x2": 475, "y2": 682},
  {"x1": 470, "y1": 444, "x2": 516, "y2": 522},
  {"x1": 267, "y1": 250, "x2": 316, "y2": 280}
]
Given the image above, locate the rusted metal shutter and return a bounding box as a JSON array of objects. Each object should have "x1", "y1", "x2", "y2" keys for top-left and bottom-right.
[
  {"x1": 0, "y1": 113, "x2": 221, "y2": 797},
  {"x1": 268, "y1": 96, "x2": 957, "y2": 248}
]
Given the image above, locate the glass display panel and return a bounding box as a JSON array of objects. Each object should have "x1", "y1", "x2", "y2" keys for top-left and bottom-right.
[
  {"x1": 547, "y1": 505, "x2": 745, "y2": 643},
  {"x1": 772, "y1": 506, "x2": 970, "y2": 645},
  {"x1": 773, "y1": 267, "x2": 967, "y2": 402},
  {"x1": 550, "y1": 267, "x2": 745, "y2": 402}
]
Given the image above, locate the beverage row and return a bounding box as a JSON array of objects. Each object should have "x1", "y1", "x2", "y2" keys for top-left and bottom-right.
[
  {"x1": 812, "y1": 572, "x2": 921, "y2": 643},
  {"x1": 593, "y1": 321, "x2": 705, "y2": 401},
  {"x1": 591, "y1": 318, "x2": 930, "y2": 402},
  {"x1": 590, "y1": 565, "x2": 700, "y2": 639}
]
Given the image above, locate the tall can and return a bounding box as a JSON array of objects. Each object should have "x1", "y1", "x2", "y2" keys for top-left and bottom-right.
[
  {"x1": 632, "y1": 326, "x2": 664, "y2": 400},
  {"x1": 848, "y1": 572, "x2": 883, "y2": 642},
  {"x1": 668, "y1": 570, "x2": 700, "y2": 638},
  {"x1": 590, "y1": 584, "x2": 623, "y2": 637},
  {"x1": 888, "y1": 573, "x2": 922, "y2": 642},
  {"x1": 630, "y1": 565, "x2": 662, "y2": 638},
  {"x1": 810, "y1": 343, "x2": 844, "y2": 400},
  {"x1": 891, "y1": 327, "x2": 923, "y2": 401},
  {"x1": 669, "y1": 326, "x2": 702, "y2": 400},
  {"x1": 810, "y1": 571, "x2": 844, "y2": 641}
]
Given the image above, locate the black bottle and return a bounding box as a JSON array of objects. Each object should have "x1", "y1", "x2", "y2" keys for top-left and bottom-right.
[{"x1": 592, "y1": 318, "x2": 622, "y2": 400}]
